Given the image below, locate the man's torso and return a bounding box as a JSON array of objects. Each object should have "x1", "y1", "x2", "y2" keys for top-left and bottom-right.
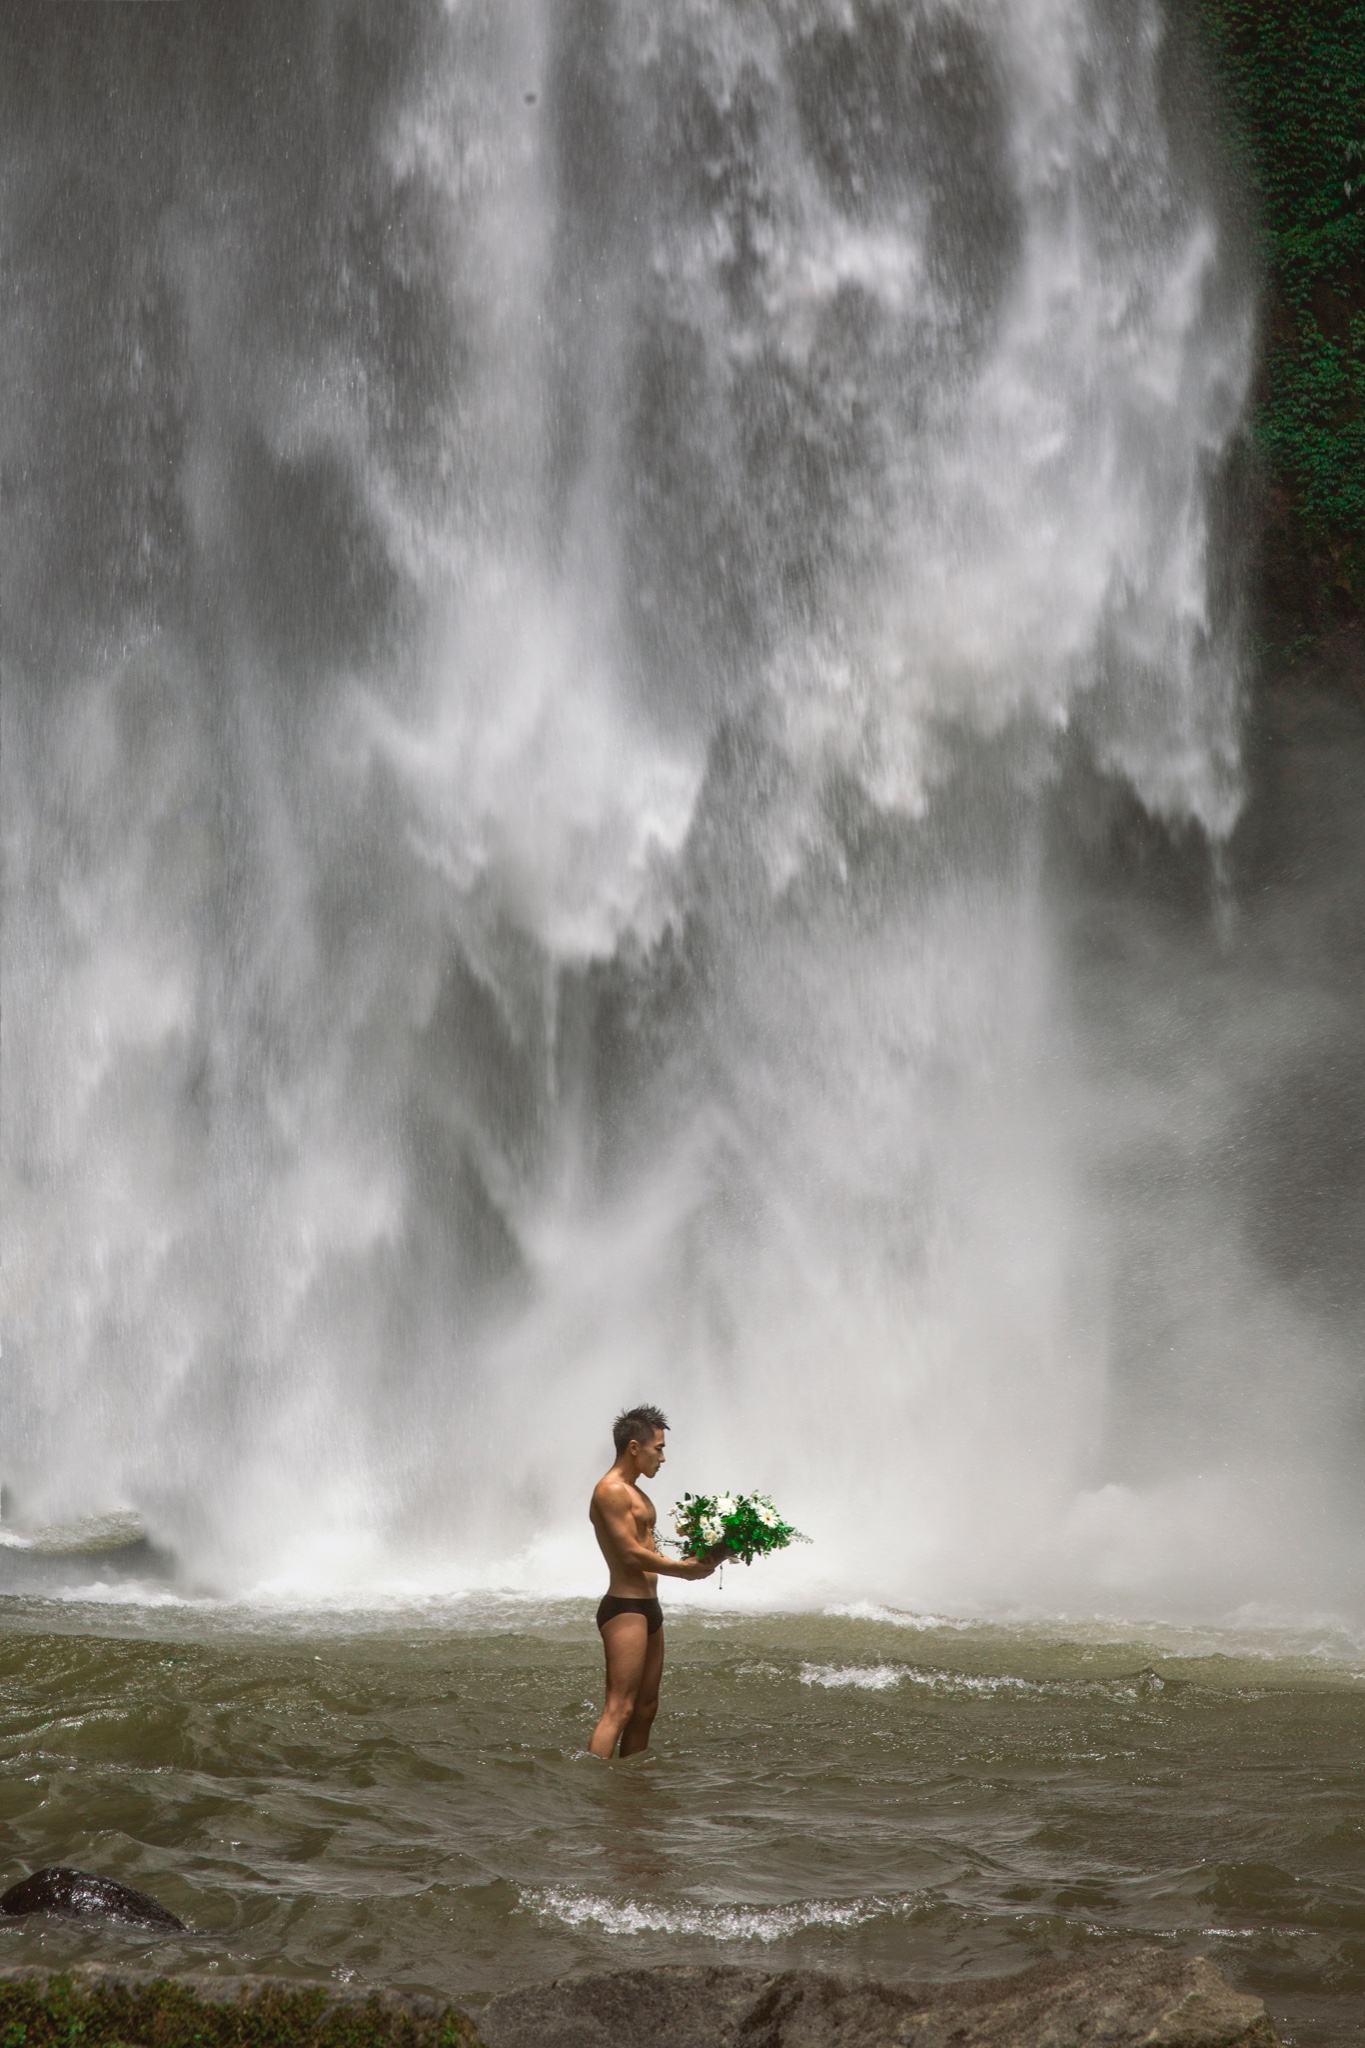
[{"x1": 590, "y1": 1472, "x2": 659, "y2": 1596}]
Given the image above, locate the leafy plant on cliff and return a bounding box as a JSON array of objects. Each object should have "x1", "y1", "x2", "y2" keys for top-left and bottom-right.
[{"x1": 1196, "y1": 0, "x2": 1365, "y2": 630}]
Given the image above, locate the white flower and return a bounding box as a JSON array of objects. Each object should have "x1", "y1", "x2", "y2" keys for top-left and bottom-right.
[
  {"x1": 717, "y1": 1495, "x2": 737, "y2": 1517},
  {"x1": 759, "y1": 1507, "x2": 777, "y2": 1527}
]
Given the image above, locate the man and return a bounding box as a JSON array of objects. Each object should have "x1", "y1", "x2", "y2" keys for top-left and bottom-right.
[{"x1": 588, "y1": 1404, "x2": 717, "y2": 1759}]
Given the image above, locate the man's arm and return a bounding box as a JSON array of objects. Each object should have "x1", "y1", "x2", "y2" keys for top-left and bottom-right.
[{"x1": 596, "y1": 1486, "x2": 717, "y2": 1580}]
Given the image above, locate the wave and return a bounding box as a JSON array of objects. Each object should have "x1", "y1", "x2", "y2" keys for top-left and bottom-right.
[{"x1": 519, "y1": 1888, "x2": 920, "y2": 1943}]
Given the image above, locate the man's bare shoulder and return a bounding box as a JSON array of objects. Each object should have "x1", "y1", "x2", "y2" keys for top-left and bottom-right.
[
  {"x1": 589, "y1": 1469, "x2": 654, "y2": 1524},
  {"x1": 590, "y1": 1469, "x2": 630, "y2": 1515}
]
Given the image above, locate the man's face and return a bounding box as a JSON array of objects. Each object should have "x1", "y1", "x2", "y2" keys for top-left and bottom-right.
[{"x1": 634, "y1": 1429, "x2": 666, "y2": 1477}]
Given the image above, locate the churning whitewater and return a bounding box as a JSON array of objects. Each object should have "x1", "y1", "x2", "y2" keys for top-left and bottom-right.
[{"x1": 0, "y1": 0, "x2": 1281, "y2": 1606}]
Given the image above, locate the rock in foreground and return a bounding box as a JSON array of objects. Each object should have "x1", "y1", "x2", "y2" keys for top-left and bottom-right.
[
  {"x1": 0, "y1": 1950, "x2": 1279, "y2": 2048},
  {"x1": 480, "y1": 1953, "x2": 1278, "y2": 2048},
  {"x1": 0, "y1": 1868, "x2": 185, "y2": 1932}
]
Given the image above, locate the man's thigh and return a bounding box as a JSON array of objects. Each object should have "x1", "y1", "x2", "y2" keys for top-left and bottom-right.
[
  {"x1": 636, "y1": 1622, "x2": 665, "y2": 1708},
  {"x1": 601, "y1": 1612, "x2": 650, "y2": 1694}
]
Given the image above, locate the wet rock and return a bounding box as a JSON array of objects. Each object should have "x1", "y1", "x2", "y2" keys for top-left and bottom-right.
[
  {"x1": 0, "y1": 1868, "x2": 185, "y2": 1932},
  {"x1": 479, "y1": 1951, "x2": 1279, "y2": 2048}
]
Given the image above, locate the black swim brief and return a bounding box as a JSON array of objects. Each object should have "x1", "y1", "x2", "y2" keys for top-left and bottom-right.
[{"x1": 596, "y1": 1594, "x2": 664, "y2": 1635}]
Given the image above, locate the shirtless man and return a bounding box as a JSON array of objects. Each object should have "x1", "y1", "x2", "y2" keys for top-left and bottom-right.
[{"x1": 588, "y1": 1405, "x2": 717, "y2": 1759}]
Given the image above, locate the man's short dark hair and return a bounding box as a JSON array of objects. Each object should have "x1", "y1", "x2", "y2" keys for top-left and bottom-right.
[{"x1": 613, "y1": 1404, "x2": 668, "y2": 1453}]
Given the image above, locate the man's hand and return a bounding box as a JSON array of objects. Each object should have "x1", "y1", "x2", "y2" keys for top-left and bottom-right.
[{"x1": 679, "y1": 1553, "x2": 718, "y2": 1580}]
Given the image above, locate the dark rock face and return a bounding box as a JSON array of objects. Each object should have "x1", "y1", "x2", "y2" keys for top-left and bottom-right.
[
  {"x1": 480, "y1": 1953, "x2": 1279, "y2": 2048},
  {"x1": 0, "y1": 1868, "x2": 185, "y2": 1933}
]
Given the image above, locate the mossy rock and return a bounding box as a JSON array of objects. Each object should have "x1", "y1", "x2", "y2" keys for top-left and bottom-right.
[{"x1": 0, "y1": 1972, "x2": 484, "y2": 2048}]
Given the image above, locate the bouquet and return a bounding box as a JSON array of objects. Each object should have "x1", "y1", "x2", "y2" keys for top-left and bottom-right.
[{"x1": 670, "y1": 1491, "x2": 808, "y2": 1567}]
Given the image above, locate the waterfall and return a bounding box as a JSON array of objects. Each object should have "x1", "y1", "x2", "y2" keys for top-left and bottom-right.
[{"x1": 1, "y1": 0, "x2": 1295, "y2": 1608}]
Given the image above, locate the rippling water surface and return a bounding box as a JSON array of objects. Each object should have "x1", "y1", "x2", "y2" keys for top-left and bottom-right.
[{"x1": 1, "y1": 1595, "x2": 1363, "y2": 2046}]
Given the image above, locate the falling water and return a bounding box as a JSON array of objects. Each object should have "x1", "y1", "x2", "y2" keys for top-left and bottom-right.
[{"x1": 6, "y1": 0, "x2": 1349, "y2": 1613}]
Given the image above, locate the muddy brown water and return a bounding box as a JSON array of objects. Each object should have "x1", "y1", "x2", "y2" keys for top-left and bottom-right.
[{"x1": 0, "y1": 1596, "x2": 1362, "y2": 2045}]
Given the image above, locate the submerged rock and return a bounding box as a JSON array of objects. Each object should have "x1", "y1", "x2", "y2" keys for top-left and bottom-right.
[
  {"x1": 480, "y1": 1952, "x2": 1279, "y2": 2048},
  {"x1": 0, "y1": 1868, "x2": 185, "y2": 1932}
]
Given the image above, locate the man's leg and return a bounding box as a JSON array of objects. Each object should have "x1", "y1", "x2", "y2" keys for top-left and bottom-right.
[
  {"x1": 589, "y1": 1613, "x2": 649, "y2": 1759},
  {"x1": 618, "y1": 1623, "x2": 664, "y2": 1758}
]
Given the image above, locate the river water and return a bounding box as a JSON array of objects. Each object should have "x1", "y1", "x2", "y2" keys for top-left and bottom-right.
[{"x1": 1, "y1": 1590, "x2": 1362, "y2": 2047}]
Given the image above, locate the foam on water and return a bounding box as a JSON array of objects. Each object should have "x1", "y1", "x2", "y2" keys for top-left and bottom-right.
[
  {"x1": 800, "y1": 1663, "x2": 903, "y2": 1690},
  {"x1": 521, "y1": 1889, "x2": 918, "y2": 1942}
]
